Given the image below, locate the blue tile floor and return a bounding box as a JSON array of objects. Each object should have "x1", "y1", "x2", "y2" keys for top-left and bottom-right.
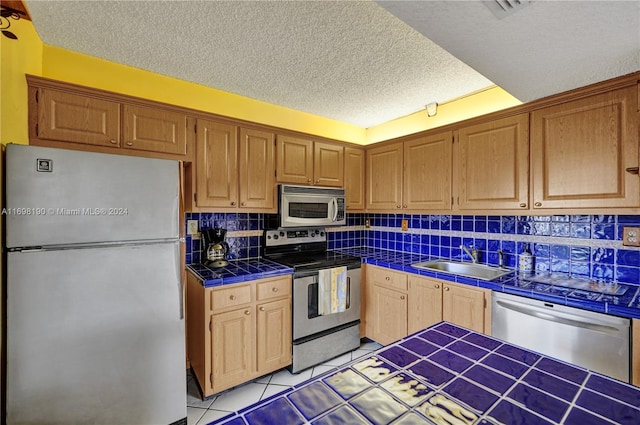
[{"x1": 186, "y1": 341, "x2": 383, "y2": 425}]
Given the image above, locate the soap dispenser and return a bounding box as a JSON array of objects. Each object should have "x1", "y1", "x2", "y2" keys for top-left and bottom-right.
[{"x1": 518, "y1": 244, "x2": 534, "y2": 274}]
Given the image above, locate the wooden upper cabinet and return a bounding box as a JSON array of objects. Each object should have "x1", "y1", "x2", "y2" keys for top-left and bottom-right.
[
  {"x1": 366, "y1": 142, "x2": 404, "y2": 210},
  {"x1": 36, "y1": 88, "x2": 121, "y2": 147},
  {"x1": 456, "y1": 114, "x2": 529, "y2": 210},
  {"x1": 531, "y1": 86, "x2": 639, "y2": 209},
  {"x1": 238, "y1": 128, "x2": 275, "y2": 210},
  {"x1": 196, "y1": 119, "x2": 238, "y2": 208},
  {"x1": 344, "y1": 147, "x2": 365, "y2": 211},
  {"x1": 314, "y1": 142, "x2": 344, "y2": 187},
  {"x1": 123, "y1": 105, "x2": 187, "y2": 155},
  {"x1": 404, "y1": 132, "x2": 453, "y2": 210},
  {"x1": 276, "y1": 135, "x2": 314, "y2": 184},
  {"x1": 276, "y1": 137, "x2": 344, "y2": 187}
]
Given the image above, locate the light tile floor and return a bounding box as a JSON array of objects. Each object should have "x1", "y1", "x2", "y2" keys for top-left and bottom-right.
[{"x1": 186, "y1": 340, "x2": 383, "y2": 425}]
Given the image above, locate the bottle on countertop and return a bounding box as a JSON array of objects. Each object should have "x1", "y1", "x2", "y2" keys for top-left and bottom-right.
[{"x1": 518, "y1": 244, "x2": 534, "y2": 274}]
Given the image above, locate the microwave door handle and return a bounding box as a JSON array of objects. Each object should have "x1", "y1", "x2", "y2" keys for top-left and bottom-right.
[{"x1": 331, "y1": 198, "x2": 338, "y2": 222}]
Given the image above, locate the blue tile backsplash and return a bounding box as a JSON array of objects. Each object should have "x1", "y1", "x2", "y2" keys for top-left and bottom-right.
[{"x1": 185, "y1": 212, "x2": 640, "y2": 285}]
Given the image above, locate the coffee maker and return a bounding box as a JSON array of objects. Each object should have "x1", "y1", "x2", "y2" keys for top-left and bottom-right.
[{"x1": 201, "y1": 228, "x2": 230, "y2": 268}]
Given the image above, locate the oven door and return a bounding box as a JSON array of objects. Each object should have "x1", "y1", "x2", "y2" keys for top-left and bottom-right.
[{"x1": 293, "y1": 268, "x2": 360, "y2": 340}]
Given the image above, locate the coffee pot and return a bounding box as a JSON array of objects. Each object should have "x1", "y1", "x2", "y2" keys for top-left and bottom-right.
[{"x1": 201, "y1": 228, "x2": 230, "y2": 268}]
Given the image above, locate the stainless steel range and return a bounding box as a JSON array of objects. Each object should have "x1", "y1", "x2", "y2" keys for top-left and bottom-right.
[{"x1": 262, "y1": 228, "x2": 361, "y2": 373}]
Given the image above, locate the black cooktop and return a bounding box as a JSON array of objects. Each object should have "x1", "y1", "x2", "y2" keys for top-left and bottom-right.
[{"x1": 264, "y1": 250, "x2": 361, "y2": 273}]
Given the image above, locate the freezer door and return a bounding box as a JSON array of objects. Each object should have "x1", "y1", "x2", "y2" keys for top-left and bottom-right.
[
  {"x1": 6, "y1": 144, "x2": 179, "y2": 248},
  {"x1": 6, "y1": 243, "x2": 186, "y2": 425}
]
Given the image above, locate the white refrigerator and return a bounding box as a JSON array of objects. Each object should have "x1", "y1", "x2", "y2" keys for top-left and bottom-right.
[{"x1": 5, "y1": 144, "x2": 186, "y2": 425}]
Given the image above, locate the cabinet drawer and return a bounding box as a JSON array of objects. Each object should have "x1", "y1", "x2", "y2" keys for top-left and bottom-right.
[
  {"x1": 257, "y1": 277, "x2": 291, "y2": 301},
  {"x1": 211, "y1": 284, "x2": 252, "y2": 311},
  {"x1": 375, "y1": 269, "x2": 408, "y2": 292}
]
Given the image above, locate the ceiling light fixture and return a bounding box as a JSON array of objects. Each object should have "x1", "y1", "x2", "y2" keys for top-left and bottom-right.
[{"x1": 425, "y1": 102, "x2": 438, "y2": 117}]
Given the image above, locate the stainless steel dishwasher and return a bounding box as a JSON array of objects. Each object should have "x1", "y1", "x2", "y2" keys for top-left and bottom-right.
[{"x1": 492, "y1": 292, "x2": 630, "y2": 382}]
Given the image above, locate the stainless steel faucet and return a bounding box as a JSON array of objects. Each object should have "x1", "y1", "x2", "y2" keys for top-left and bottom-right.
[
  {"x1": 460, "y1": 245, "x2": 478, "y2": 263},
  {"x1": 497, "y1": 250, "x2": 504, "y2": 268}
]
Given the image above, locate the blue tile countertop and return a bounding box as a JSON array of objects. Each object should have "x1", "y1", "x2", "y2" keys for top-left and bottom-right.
[
  {"x1": 187, "y1": 259, "x2": 293, "y2": 288},
  {"x1": 210, "y1": 321, "x2": 640, "y2": 425},
  {"x1": 338, "y1": 247, "x2": 640, "y2": 320}
]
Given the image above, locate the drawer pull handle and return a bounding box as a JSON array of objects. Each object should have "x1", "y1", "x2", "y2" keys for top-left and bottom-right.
[
  {"x1": 385, "y1": 276, "x2": 390, "y2": 281},
  {"x1": 434, "y1": 284, "x2": 440, "y2": 289},
  {"x1": 444, "y1": 287, "x2": 450, "y2": 291},
  {"x1": 229, "y1": 295, "x2": 236, "y2": 300},
  {"x1": 272, "y1": 287, "x2": 279, "y2": 293},
  {"x1": 245, "y1": 310, "x2": 251, "y2": 315},
  {"x1": 626, "y1": 167, "x2": 639, "y2": 175}
]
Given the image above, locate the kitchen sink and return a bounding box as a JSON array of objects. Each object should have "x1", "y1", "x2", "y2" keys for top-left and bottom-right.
[{"x1": 411, "y1": 260, "x2": 513, "y2": 281}]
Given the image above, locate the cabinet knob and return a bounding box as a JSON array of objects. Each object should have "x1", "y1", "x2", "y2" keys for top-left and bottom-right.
[
  {"x1": 229, "y1": 295, "x2": 236, "y2": 300},
  {"x1": 245, "y1": 310, "x2": 251, "y2": 315},
  {"x1": 385, "y1": 276, "x2": 391, "y2": 281},
  {"x1": 241, "y1": 202, "x2": 246, "y2": 206},
  {"x1": 402, "y1": 205, "x2": 407, "y2": 209},
  {"x1": 126, "y1": 141, "x2": 133, "y2": 146},
  {"x1": 231, "y1": 201, "x2": 236, "y2": 206},
  {"x1": 519, "y1": 203, "x2": 527, "y2": 208},
  {"x1": 316, "y1": 179, "x2": 320, "y2": 183},
  {"x1": 272, "y1": 287, "x2": 279, "y2": 293},
  {"x1": 434, "y1": 284, "x2": 440, "y2": 289},
  {"x1": 110, "y1": 139, "x2": 117, "y2": 144},
  {"x1": 444, "y1": 287, "x2": 450, "y2": 291},
  {"x1": 534, "y1": 202, "x2": 542, "y2": 207},
  {"x1": 396, "y1": 205, "x2": 401, "y2": 209},
  {"x1": 307, "y1": 178, "x2": 312, "y2": 183},
  {"x1": 259, "y1": 306, "x2": 265, "y2": 311},
  {"x1": 400, "y1": 295, "x2": 405, "y2": 300},
  {"x1": 626, "y1": 167, "x2": 639, "y2": 175}
]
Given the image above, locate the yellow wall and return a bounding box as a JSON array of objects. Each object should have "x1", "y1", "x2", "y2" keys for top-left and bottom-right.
[
  {"x1": 367, "y1": 87, "x2": 521, "y2": 143},
  {"x1": 1, "y1": 18, "x2": 42, "y2": 146},
  {"x1": 2, "y1": 20, "x2": 521, "y2": 149}
]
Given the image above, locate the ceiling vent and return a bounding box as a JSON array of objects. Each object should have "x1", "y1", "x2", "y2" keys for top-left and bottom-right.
[{"x1": 483, "y1": 0, "x2": 532, "y2": 19}]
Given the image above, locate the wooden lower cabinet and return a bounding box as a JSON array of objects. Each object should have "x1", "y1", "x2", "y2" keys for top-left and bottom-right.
[
  {"x1": 187, "y1": 273, "x2": 292, "y2": 397},
  {"x1": 364, "y1": 265, "x2": 490, "y2": 344}
]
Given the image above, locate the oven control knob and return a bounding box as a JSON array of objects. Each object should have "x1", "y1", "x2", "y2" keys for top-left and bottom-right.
[
  {"x1": 310, "y1": 233, "x2": 315, "y2": 237},
  {"x1": 273, "y1": 234, "x2": 279, "y2": 240},
  {"x1": 267, "y1": 235, "x2": 272, "y2": 240},
  {"x1": 279, "y1": 231, "x2": 285, "y2": 237},
  {"x1": 320, "y1": 231, "x2": 325, "y2": 237}
]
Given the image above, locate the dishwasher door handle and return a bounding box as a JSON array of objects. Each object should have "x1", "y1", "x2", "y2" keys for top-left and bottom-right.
[{"x1": 495, "y1": 300, "x2": 621, "y2": 334}]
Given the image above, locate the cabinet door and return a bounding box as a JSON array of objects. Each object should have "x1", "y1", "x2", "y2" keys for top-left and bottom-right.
[
  {"x1": 256, "y1": 298, "x2": 292, "y2": 373},
  {"x1": 37, "y1": 88, "x2": 121, "y2": 147},
  {"x1": 442, "y1": 283, "x2": 486, "y2": 333},
  {"x1": 404, "y1": 132, "x2": 453, "y2": 210},
  {"x1": 457, "y1": 114, "x2": 529, "y2": 210},
  {"x1": 276, "y1": 135, "x2": 313, "y2": 184},
  {"x1": 210, "y1": 308, "x2": 255, "y2": 393},
  {"x1": 314, "y1": 142, "x2": 344, "y2": 187},
  {"x1": 366, "y1": 142, "x2": 403, "y2": 210},
  {"x1": 408, "y1": 276, "x2": 443, "y2": 334},
  {"x1": 345, "y1": 147, "x2": 365, "y2": 211},
  {"x1": 531, "y1": 86, "x2": 639, "y2": 208},
  {"x1": 123, "y1": 105, "x2": 187, "y2": 155},
  {"x1": 368, "y1": 285, "x2": 407, "y2": 345},
  {"x1": 196, "y1": 120, "x2": 238, "y2": 208},
  {"x1": 239, "y1": 128, "x2": 276, "y2": 210}
]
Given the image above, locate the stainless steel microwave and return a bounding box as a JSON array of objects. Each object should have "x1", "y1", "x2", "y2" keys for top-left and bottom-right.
[{"x1": 266, "y1": 184, "x2": 346, "y2": 228}]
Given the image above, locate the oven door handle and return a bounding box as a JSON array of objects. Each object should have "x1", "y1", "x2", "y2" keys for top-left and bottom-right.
[{"x1": 346, "y1": 276, "x2": 351, "y2": 309}]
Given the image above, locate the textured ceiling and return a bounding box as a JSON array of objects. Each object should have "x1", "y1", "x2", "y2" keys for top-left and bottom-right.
[{"x1": 25, "y1": 1, "x2": 640, "y2": 129}]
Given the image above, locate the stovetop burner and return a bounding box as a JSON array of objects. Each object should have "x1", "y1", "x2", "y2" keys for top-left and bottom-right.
[{"x1": 262, "y1": 228, "x2": 360, "y2": 273}]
